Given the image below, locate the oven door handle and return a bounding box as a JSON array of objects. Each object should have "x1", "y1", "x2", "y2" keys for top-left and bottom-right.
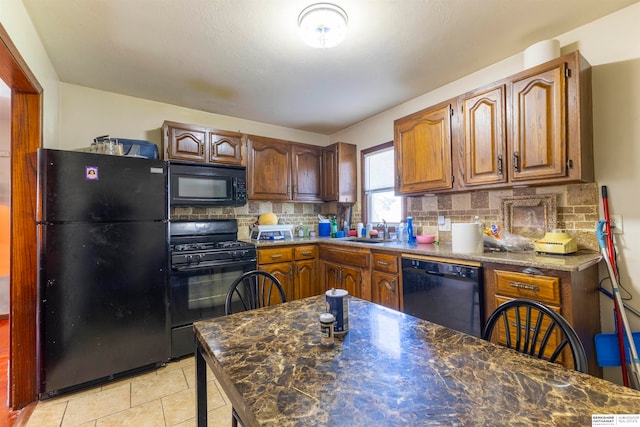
[{"x1": 172, "y1": 258, "x2": 257, "y2": 272}]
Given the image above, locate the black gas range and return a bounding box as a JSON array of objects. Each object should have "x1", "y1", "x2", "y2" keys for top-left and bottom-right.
[{"x1": 169, "y1": 219, "x2": 256, "y2": 358}]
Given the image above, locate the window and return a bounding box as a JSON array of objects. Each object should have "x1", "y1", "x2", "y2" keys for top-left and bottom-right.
[{"x1": 361, "y1": 141, "x2": 404, "y2": 224}]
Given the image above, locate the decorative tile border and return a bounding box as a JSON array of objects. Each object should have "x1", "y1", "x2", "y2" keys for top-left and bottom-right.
[{"x1": 499, "y1": 194, "x2": 557, "y2": 240}]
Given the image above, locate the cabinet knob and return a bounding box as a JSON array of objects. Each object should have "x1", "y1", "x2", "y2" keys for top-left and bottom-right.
[
  {"x1": 513, "y1": 152, "x2": 520, "y2": 172},
  {"x1": 497, "y1": 154, "x2": 503, "y2": 175}
]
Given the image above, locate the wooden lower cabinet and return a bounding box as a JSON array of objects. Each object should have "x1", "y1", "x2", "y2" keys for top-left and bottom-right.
[
  {"x1": 257, "y1": 245, "x2": 319, "y2": 302},
  {"x1": 483, "y1": 262, "x2": 601, "y2": 376},
  {"x1": 324, "y1": 261, "x2": 362, "y2": 299},
  {"x1": 371, "y1": 251, "x2": 400, "y2": 310},
  {"x1": 319, "y1": 244, "x2": 370, "y2": 300},
  {"x1": 293, "y1": 245, "x2": 319, "y2": 299}
]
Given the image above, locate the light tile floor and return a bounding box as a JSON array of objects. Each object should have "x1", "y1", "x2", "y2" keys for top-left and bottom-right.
[{"x1": 24, "y1": 356, "x2": 233, "y2": 427}]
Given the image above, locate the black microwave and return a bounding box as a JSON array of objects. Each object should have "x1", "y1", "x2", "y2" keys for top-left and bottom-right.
[{"x1": 168, "y1": 161, "x2": 247, "y2": 207}]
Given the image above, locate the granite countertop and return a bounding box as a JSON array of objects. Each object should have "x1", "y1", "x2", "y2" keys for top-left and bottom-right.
[
  {"x1": 195, "y1": 295, "x2": 640, "y2": 426},
  {"x1": 246, "y1": 236, "x2": 602, "y2": 272}
]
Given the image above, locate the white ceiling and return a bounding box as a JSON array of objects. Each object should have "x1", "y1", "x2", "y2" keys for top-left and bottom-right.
[{"x1": 21, "y1": 0, "x2": 639, "y2": 135}]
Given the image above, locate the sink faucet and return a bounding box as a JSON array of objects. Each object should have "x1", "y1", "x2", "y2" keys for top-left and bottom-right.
[{"x1": 380, "y1": 219, "x2": 389, "y2": 239}]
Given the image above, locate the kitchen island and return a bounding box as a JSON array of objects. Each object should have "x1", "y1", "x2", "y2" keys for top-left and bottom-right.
[{"x1": 194, "y1": 295, "x2": 640, "y2": 426}]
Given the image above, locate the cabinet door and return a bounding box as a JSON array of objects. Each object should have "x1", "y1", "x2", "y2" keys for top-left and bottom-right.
[
  {"x1": 340, "y1": 265, "x2": 362, "y2": 299},
  {"x1": 247, "y1": 136, "x2": 292, "y2": 200},
  {"x1": 372, "y1": 271, "x2": 399, "y2": 310},
  {"x1": 510, "y1": 63, "x2": 566, "y2": 182},
  {"x1": 321, "y1": 143, "x2": 357, "y2": 203},
  {"x1": 461, "y1": 85, "x2": 507, "y2": 187},
  {"x1": 494, "y1": 295, "x2": 563, "y2": 365},
  {"x1": 323, "y1": 262, "x2": 341, "y2": 293},
  {"x1": 395, "y1": 102, "x2": 453, "y2": 194},
  {"x1": 321, "y1": 145, "x2": 338, "y2": 201},
  {"x1": 292, "y1": 144, "x2": 322, "y2": 202},
  {"x1": 260, "y1": 262, "x2": 293, "y2": 304},
  {"x1": 295, "y1": 259, "x2": 318, "y2": 300},
  {"x1": 209, "y1": 131, "x2": 242, "y2": 165},
  {"x1": 165, "y1": 125, "x2": 207, "y2": 162}
]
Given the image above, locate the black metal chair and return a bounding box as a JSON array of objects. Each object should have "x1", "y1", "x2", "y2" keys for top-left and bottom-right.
[
  {"x1": 224, "y1": 270, "x2": 287, "y2": 315},
  {"x1": 482, "y1": 298, "x2": 588, "y2": 373},
  {"x1": 224, "y1": 270, "x2": 287, "y2": 427}
]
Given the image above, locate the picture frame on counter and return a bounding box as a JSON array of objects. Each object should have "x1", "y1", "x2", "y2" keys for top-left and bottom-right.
[{"x1": 500, "y1": 194, "x2": 556, "y2": 239}]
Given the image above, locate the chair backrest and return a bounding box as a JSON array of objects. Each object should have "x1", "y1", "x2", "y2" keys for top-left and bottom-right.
[
  {"x1": 481, "y1": 298, "x2": 588, "y2": 373},
  {"x1": 224, "y1": 270, "x2": 286, "y2": 315}
]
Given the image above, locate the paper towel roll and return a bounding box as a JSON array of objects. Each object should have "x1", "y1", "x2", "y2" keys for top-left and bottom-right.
[
  {"x1": 523, "y1": 39, "x2": 560, "y2": 69},
  {"x1": 452, "y1": 223, "x2": 483, "y2": 254}
]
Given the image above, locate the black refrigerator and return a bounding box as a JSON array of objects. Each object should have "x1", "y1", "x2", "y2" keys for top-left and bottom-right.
[{"x1": 37, "y1": 148, "x2": 169, "y2": 398}]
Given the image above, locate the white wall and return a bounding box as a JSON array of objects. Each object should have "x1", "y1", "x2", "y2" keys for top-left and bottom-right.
[
  {"x1": 331, "y1": 3, "x2": 640, "y2": 383},
  {"x1": 58, "y1": 83, "x2": 329, "y2": 150}
]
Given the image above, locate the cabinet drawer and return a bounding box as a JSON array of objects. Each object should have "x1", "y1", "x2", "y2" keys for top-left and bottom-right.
[
  {"x1": 372, "y1": 252, "x2": 398, "y2": 274},
  {"x1": 294, "y1": 245, "x2": 317, "y2": 261},
  {"x1": 494, "y1": 270, "x2": 560, "y2": 305},
  {"x1": 319, "y1": 245, "x2": 369, "y2": 268},
  {"x1": 258, "y1": 247, "x2": 293, "y2": 265}
]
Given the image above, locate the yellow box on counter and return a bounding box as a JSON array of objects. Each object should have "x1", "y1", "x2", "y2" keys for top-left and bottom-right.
[{"x1": 534, "y1": 230, "x2": 577, "y2": 255}]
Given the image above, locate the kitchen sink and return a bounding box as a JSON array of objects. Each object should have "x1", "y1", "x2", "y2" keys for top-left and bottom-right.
[{"x1": 345, "y1": 238, "x2": 396, "y2": 243}]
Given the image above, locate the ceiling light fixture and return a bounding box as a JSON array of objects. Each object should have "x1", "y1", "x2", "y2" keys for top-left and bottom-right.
[{"x1": 298, "y1": 3, "x2": 348, "y2": 49}]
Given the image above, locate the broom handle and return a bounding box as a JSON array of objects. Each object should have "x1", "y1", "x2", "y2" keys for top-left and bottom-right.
[
  {"x1": 600, "y1": 187, "x2": 630, "y2": 387},
  {"x1": 602, "y1": 248, "x2": 640, "y2": 389},
  {"x1": 602, "y1": 186, "x2": 618, "y2": 279}
]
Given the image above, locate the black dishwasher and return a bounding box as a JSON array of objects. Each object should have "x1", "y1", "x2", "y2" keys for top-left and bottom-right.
[{"x1": 401, "y1": 258, "x2": 484, "y2": 337}]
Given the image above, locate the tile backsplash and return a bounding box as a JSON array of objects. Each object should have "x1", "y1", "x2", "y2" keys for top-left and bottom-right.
[
  {"x1": 403, "y1": 183, "x2": 600, "y2": 251},
  {"x1": 171, "y1": 183, "x2": 600, "y2": 250},
  {"x1": 171, "y1": 201, "x2": 330, "y2": 240}
]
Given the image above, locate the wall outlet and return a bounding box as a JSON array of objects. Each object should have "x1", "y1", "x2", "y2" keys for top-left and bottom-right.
[
  {"x1": 610, "y1": 214, "x2": 623, "y2": 235},
  {"x1": 439, "y1": 217, "x2": 451, "y2": 232}
]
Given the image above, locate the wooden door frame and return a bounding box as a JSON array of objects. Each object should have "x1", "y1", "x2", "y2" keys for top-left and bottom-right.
[{"x1": 0, "y1": 24, "x2": 43, "y2": 409}]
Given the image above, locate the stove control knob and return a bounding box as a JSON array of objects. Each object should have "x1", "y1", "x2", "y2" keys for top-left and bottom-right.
[{"x1": 186, "y1": 255, "x2": 193, "y2": 264}]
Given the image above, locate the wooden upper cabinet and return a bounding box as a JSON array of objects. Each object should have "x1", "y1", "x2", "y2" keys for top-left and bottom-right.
[
  {"x1": 163, "y1": 120, "x2": 243, "y2": 165},
  {"x1": 292, "y1": 144, "x2": 322, "y2": 202},
  {"x1": 505, "y1": 51, "x2": 593, "y2": 185},
  {"x1": 208, "y1": 131, "x2": 243, "y2": 165},
  {"x1": 394, "y1": 101, "x2": 454, "y2": 194},
  {"x1": 247, "y1": 135, "x2": 324, "y2": 202},
  {"x1": 456, "y1": 51, "x2": 593, "y2": 190},
  {"x1": 460, "y1": 84, "x2": 507, "y2": 187},
  {"x1": 321, "y1": 142, "x2": 357, "y2": 203},
  {"x1": 509, "y1": 63, "x2": 566, "y2": 182},
  {"x1": 164, "y1": 121, "x2": 207, "y2": 162},
  {"x1": 247, "y1": 135, "x2": 292, "y2": 201}
]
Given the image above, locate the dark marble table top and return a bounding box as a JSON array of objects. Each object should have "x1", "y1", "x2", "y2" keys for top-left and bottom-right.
[{"x1": 194, "y1": 296, "x2": 640, "y2": 426}]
